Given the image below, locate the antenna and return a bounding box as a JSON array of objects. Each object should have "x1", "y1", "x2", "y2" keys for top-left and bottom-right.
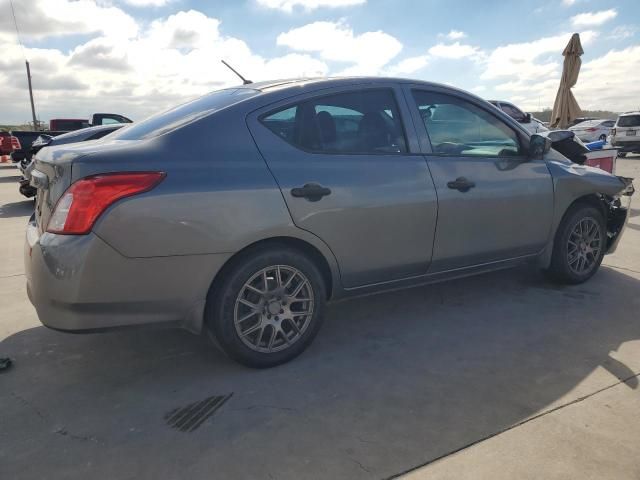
[{"x1": 221, "y1": 60, "x2": 252, "y2": 85}]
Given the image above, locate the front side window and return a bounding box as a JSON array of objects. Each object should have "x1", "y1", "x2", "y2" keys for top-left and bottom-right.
[
  {"x1": 413, "y1": 91, "x2": 522, "y2": 157},
  {"x1": 261, "y1": 89, "x2": 407, "y2": 154}
]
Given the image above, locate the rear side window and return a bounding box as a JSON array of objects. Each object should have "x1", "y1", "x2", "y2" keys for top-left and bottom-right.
[
  {"x1": 112, "y1": 88, "x2": 259, "y2": 140},
  {"x1": 617, "y1": 115, "x2": 640, "y2": 127},
  {"x1": 260, "y1": 89, "x2": 407, "y2": 154},
  {"x1": 413, "y1": 90, "x2": 522, "y2": 157},
  {"x1": 602, "y1": 120, "x2": 615, "y2": 127}
]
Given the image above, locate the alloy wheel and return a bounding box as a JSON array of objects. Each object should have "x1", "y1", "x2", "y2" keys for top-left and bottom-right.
[
  {"x1": 234, "y1": 265, "x2": 315, "y2": 353},
  {"x1": 567, "y1": 217, "x2": 602, "y2": 275}
]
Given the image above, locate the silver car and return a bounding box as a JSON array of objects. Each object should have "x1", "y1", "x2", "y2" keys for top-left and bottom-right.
[
  {"x1": 569, "y1": 119, "x2": 616, "y2": 143},
  {"x1": 25, "y1": 78, "x2": 634, "y2": 368}
]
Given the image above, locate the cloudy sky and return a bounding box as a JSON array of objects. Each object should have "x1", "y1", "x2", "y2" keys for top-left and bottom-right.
[{"x1": 1, "y1": 0, "x2": 639, "y2": 124}]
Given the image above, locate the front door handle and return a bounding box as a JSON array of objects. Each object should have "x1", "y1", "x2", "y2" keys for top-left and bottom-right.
[
  {"x1": 290, "y1": 183, "x2": 332, "y2": 201},
  {"x1": 447, "y1": 177, "x2": 475, "y2": 192}
]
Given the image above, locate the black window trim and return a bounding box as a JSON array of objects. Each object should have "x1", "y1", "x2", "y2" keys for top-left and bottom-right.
[
  {"x1": 408, "y1": 86, "x2": 528, "y2": 160},
  {"x1": 258, "y1": 86, "x2": 412, "y2": 157}
]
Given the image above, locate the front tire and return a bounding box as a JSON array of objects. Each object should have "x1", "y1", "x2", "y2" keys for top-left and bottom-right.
[
  {"x1": 545, "y1": 204, "x2": 606, "y2": 284},
  {"x1": 206, "y1": 247, "x2": 326, "y2": 368}
]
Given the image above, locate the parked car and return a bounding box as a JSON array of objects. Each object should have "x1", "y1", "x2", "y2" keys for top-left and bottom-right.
[
  {"x1": 611, "y1": 111, "x2": 640, "y2": 157},
  {"x1": 25, "y1": 78, "x2": 633, "y2": 368},
  {"x1": 49, "y1": 113, "x2": 132, "y2": 132},
  {"x1": 18, "y1": 123, "x2": 126, "y2": 198},
  {"x1": 569, "y1": 117, "x2": 597, "y2": 127},
  {"x1": 488, "y1": 100, "x2": 548, "y2": 134},
  {"x1": 569, "y1": 119, "x2": 615, "y2": 143},
  {"x1": 8, "y1": 130, "x2": 66, "y2": 163}
]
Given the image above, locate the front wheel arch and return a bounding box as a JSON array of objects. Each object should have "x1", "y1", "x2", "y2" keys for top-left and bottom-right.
[{"x1": 539, "y1": 194, "x2": 610, "y2": 269}]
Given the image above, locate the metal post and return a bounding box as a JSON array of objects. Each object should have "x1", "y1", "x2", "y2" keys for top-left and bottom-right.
[{"x1": 25, "y1": 61, "x2": 38, "y2": 131}]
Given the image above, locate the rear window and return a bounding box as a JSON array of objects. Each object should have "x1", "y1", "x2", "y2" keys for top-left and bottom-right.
[
  {"x1": 111, "y1": 88, "x2": 259, "y2": 140},
  {"x1": 617, "y1": 115, "x2": 640, "y2": 127}
]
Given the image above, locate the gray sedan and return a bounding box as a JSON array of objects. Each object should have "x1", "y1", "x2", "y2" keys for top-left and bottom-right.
[{"x1": 25, "y1": 78, "x2": 633, "y2": 368}]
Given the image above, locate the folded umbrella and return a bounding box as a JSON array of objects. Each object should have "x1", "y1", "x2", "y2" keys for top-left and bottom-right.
[{"x1": 550, "y1": 33, "x2": 583, "y2": 129}]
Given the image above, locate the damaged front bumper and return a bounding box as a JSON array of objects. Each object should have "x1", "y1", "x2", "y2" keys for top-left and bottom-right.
[{"x1": 606, "y1": 176, "x2": 634, "y2": 254}]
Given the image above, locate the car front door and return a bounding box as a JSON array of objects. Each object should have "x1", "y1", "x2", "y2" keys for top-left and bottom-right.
[
  {"x1": 406, "y1": 86, "x2": 554, "y2": 272},
  {"x1": 248, "y1": 86, "x2": 438, "y2": 288}
]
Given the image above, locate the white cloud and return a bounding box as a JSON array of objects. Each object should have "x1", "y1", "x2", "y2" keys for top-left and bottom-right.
[
  {"x1": 561, "y1": 0, "x2": 577, "y2": 6},
  {"x1": 256, "y1": 0, "x2": 365, "y2": 12},
  {"x1": 277, "y1": 21, "x2": 402, "y2": 74},
  {"x1": 385, "y1": 55, "x2": 430, "y2": 76},
  {"x1": 574, "y1": 45, "x2": 640, "y2": 111},
  {"x1": 440, "y1": 30, "x2": 467, "y2": 40},
  {"x1": 482, "y1": 30, "x2": 597, "y2": 82},
  {"x1": 0, "y1": 7, "x2": 329, "y2": 123},
  {"x1": 571, "y1": 9, "x2": 617, "y2": 27},
  {"x1": 0, "y1": 0, "x2": 138, "y2": 39},
  {"x1": 120, "y1": 0, "x2": 172, "y2": 5},
  {"x1": 609, "y1": 25, "x2": 637, "y2": 40},
  {"x1": 428, "y1": 42, "x2": 482, "y2": 60}
]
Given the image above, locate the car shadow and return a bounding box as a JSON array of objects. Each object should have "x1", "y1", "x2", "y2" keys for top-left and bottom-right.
[
  {"x1": 0, "y1": 174, "x2": 20, "y2": 184},
  {"x1": 0, "y1": 200, "x2": 34, "y2": 218},
  {"x1": 1, "y1": 266, "x2": 639, "y2": 480}
]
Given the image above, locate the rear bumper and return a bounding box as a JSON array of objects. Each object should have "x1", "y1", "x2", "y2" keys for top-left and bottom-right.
[
  {"x1": 612, "y1": 140, "x2": 640, "y2": 152},
  {"x1": 24, "y1": 216, "x2": 231, "y2": 334}
]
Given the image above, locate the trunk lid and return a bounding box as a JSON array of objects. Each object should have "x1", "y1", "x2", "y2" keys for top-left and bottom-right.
[{"x1": 31, "y1": 143, "x2": 96, "y2": 234}]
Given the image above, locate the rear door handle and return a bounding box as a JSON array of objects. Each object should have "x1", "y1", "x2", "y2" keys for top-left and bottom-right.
[
  {"x1": 290, "y1": 183, "x2": 332, "y2": 201},
  {"x1": 447, "y1": 177, "x2": 475, "y2": 192}
]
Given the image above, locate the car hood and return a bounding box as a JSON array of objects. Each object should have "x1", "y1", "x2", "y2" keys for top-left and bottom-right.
[{"x1": 547, "y1": 159, "x2": 634, "y2": 197}]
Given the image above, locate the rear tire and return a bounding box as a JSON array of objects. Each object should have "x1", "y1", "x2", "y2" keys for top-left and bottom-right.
[
  {"x1": 545, "y1": 204, "x2": 606, "y2": 284},
  {"x1": 599, "y1": 134, "x2": 607, "y2": 142},
  {"x1": 619, "y1": 152, "x2": 627, "y2": 158},
  {"x1": 205, "y1": 247, "x2": 326, "y2": 368}
]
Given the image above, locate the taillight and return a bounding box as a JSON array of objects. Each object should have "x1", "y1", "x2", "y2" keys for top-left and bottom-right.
[
  {"x1": 10, "y1": 136, "x2": 21, "y2": 150},
  {"x1": 611, "y1": 128, "x2": 616, "y2": 136},
  {"x1": 586, "y1": 127, "x2": 598, "y2": 132},
  {"x1": 46, "y1": 172, "x2": 165, "y2": 235}
]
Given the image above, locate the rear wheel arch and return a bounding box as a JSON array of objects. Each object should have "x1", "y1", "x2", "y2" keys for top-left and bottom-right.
[{"x1": 206, "y1": 236, "x2": 335, "y2": 306}]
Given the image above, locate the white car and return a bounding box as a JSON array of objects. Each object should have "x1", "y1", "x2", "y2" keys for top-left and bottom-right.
[
  {"x1": 611, "y1": 111, "x2": 640, "y2": 157},
  {"x1": 488, "y1": 100, "x2": 549, "y2": 134},
  {"x1": 569, "y1": 119, "x2": 615, "y2": 143}
]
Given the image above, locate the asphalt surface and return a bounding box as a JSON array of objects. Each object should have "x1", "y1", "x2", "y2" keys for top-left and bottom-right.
[{"x1": 0, "y1": 157, "x2": 639, "y2": 479}]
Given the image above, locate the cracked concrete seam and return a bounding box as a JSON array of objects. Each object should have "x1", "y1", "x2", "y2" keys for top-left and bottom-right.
[
  {"x1": 603, "y1": 263, "x2": 640, "y2": 274},
  {"x1": 387, "y1": 372, "x2": 640, "y2": 480},
  {"x1": 0, "y1": 272, "x2": 25, "y2": 279}
]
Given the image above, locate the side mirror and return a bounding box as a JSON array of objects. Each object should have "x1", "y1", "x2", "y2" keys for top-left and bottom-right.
[
  {"x1": 529, "y1": 134, "x2": 552, "y2": 160},
  {"x1": 523, "y1": 113, "x2": 532, "y2": 124}
]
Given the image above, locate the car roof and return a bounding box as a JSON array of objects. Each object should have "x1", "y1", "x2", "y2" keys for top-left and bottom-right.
[
  {"x1": 619, "y1": 111, "x2": 640, "y2": 116},
  {"x1": 238, "y1": 76, "x2": 475, "y2": 96}
]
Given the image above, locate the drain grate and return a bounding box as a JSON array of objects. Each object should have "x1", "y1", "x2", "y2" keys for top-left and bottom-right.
[{"x1": 165, "y1": 393, "x2": 233, "y2": 433}]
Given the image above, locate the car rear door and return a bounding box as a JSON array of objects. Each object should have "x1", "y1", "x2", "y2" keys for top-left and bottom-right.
[
  {"x1": 248, "y1": 85, "x2": 438, "y2": 288},
  {"x1": 404, "y1": 85, "x2": 554, "y2": 272}
]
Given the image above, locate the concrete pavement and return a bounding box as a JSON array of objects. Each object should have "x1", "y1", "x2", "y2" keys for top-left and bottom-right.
[{"x1": 0, "y1": 158, "x2": 639, "y2": 479}]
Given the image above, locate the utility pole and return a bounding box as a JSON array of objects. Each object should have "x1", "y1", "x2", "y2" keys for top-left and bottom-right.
[{"x1": 25, "y1": 61, "x2": 38, "y2": 131}]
